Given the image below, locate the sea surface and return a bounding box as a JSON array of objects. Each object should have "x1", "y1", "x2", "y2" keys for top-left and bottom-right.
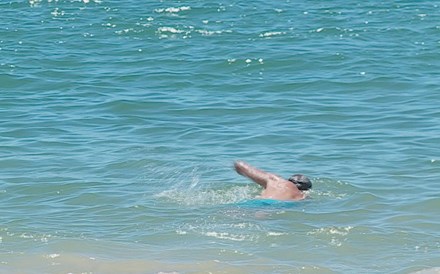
[{"x1": 1, "y1": 0, "x2": 440, "y2": 273}]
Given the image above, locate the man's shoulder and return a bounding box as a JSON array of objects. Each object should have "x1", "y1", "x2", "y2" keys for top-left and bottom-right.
[{"x1": 267, "y1": 176, "x2": 294, "y2": 188}]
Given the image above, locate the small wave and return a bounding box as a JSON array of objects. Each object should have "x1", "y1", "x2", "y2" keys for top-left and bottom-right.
[
  {"x1": 307, "y1": 226, "x2": 353, "y2": 247},
  {"x1": 267, "y1": 231, "x2": 288, "y2": 236},
  {"x1": 203, "y1": 231, "x2": 251, "y2": 241},
  {"x1": 29, "y1": 0, "x2": 102, "y2": 7},
  {"x1": 157, "y1": 27, "x2": 186, "y2": 34},
  {"x1": 176, "y1": 221, "x2": 263, "y2": 242},
  {"x1": 259, "y1": 31, "x2": 286, "y2": 38},
  {"x1": 195, "y1": 29, "x2": 232, "y2": 36},
  {"x1": 154, "y1": 6, "x2": 191, "y2": 14},
  {"x1": 155, "y1": 26, "x2": 231, "y2": 39},
  {"x1": 307, "y1": 226, "x2": 353, "y2": 236}
]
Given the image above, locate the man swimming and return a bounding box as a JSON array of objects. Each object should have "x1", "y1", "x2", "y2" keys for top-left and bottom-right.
[{"x1": 234, "y1": 160, "x2": 312, "y2": 201}]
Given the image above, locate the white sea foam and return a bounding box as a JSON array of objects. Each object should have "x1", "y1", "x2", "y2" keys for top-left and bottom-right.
[
  {"x1": 195, "y1": 29, "x2": 230, "y2": 36},
  {"x1": 29, "y1": 0, "x2": 101, "y2": 6},
  {"x1": 267, "y1": 231, "x2": 287, "y2": 236},
  {"x1": 306, "y1": 226, "x2": 353, "y2": 247},
  {"x1": 308, "y1": 226, "x2": 353, "y2": 236},
  {"x1": 45, "y1": 253, "x2": 60, "y2": 259},
  {"x1": 204, "y1": 231, "x2": 247, "y2": 241},
  {"x1": 51, "y1": 8, "x2": 65, "y2": 17},
  {"x1": 155, "y1": 6, "x2": 191, "y2": 14},
  {"x1": 259, "y1": 31, "x2": 286, "y2": 37},
  {"x1": 157, "y1": 27, "x2": 185, "y2": 34}
]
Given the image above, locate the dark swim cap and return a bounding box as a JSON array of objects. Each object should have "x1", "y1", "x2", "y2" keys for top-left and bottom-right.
[{"x1": 288, "y1": 174, "x2": 312, "y2": 191}]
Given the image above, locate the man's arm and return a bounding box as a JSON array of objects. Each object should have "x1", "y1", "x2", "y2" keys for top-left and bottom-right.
[{"x1": 234, "y1": 161, "x2": 281, "y2": 188}]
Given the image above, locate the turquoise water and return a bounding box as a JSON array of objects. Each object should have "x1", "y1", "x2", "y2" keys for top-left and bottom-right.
[{"x1": 1, "y1": 0, "x2": 440, "y2": 273}]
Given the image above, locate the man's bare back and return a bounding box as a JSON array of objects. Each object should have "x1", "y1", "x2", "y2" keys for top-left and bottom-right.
[{"x1": 234, "y1": 160, "x2": 311, "y2": 201}]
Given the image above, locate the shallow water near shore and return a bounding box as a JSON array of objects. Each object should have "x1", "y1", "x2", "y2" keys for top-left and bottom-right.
[{"x1": 1, "y1": 0, "x2": 440, "y2": 273}]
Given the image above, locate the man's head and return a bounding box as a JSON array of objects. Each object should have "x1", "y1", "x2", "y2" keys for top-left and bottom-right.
[{"x1": 288, "y1": 174, "x2": 312, "y2": 191}]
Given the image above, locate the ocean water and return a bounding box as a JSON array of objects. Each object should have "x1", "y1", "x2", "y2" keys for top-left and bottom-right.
[{"x1": 1, "y1": 0, "x2": 440, "y2": 273}]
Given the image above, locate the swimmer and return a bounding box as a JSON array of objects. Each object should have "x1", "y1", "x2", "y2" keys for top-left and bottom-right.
[{"x1": 234, "y1": 160, "x2": 312, "y2": 201}]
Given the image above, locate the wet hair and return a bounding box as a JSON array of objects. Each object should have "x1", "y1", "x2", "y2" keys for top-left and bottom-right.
[{"x1": 288, "y1": 174, "x2": 312, "y2": 191}]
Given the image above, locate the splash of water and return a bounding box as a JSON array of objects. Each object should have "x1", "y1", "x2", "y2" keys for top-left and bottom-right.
[{"x1": 155, "y1": 184, "x2": 258, "y2": 206}]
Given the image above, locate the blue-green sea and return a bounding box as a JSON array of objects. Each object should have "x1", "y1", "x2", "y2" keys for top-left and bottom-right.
[{"x1": 1, "y1": 0, "x2": 440, "y2": 273}]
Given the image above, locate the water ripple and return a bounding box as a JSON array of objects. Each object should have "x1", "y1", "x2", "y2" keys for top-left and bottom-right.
[{"x1": 1, "y1": 0, "x2": 440, "y2": 273}]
